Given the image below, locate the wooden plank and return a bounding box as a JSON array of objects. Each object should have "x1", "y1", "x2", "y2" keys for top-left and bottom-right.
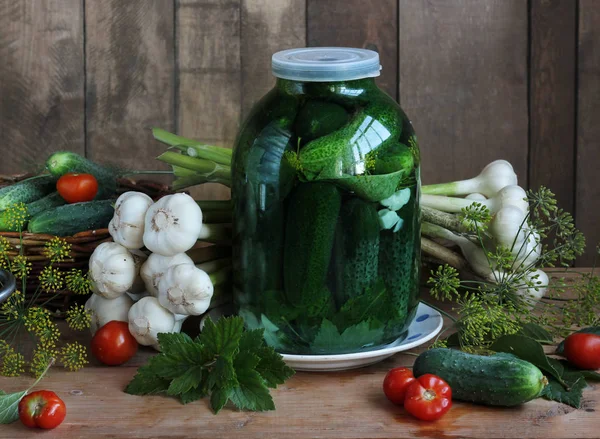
[
  {"x1": 0, "y1": 0, "x2": 84, "y2": 173},
  {"x1": 530, "y1": 0, "x2": 576, "y2": 213},
  {"x1": 241, "y1": 0, "x2": 306, "y2": 118},
  {"x1": 577, "y1": 0, "x2": 600, "y2": 265},
  {"x1": 85, "y1": 0, "x2": 175, "y2": 172},
  {"x1": 399, "y1": 0, "x2": 529, "y2": 187},
  {"x1": 177, "y1": 0, "x2": 241, "y2": 200},
  {"x1": 307, "y1": 0, "x2": 398, "y2": 100},
  {"x1": 1, "y1": 274, "x2": 598, "y2": 439}
]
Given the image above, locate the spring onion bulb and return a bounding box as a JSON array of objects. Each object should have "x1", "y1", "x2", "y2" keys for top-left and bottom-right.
[
  {"x1": 421, "y1": 185, "x2": 528, "y2": 215},
  {"x1": 422, "y1": 160, "x2": 517, "y2": 197}
]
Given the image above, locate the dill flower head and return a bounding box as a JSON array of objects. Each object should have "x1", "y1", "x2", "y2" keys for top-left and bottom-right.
[
  {"x1": 60, "y1": 342, "x2": 88, "y2": 371},
  {"x1": 10, "y1": 254, "x2": 32, "y2": 280},
  {"x1": 4, "y1": 202, "x2": 29, "y2": 232},
  {"x1": 1, "y1": 351, "x2": 26, "y2": 377},
  {"x1": 284, "y1": 149, "x2": 303, "y2": 173},
  {"x1": 0, "y1": 289, "x2": 24, "y2": 321},
  {"x1": 428, "y1": 265, "x2": 461, "y2": 301},
  {"x1": 65, "y1": 269, "x2": 92, "y2": 295},
  {"x1": 23, "y1": 307, "x2": 60, "y2": 345},
  {"x1": 0, "y1": 339, "x2": 11, "y2": 355},
  {"x1": 30, "y1": 346, "x2": 58, "y2": 378},
  {"x1": 0, "y1": 237, "x2": 12, "y2": 268},
  {"x1": 66, "y1": 304, "x2": 91, "y2": 331},
  {"x1": 44, "y1": 237, "x2": 72, "y2": 263},
  {"x1": 38, "y1": 266, "x2": 65, "y2": 292},
  {"x1": 460, "y1": 203, "x2": 491, "y2": 233}
]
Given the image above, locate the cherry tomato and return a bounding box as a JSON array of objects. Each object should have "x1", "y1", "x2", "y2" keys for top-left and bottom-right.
[
  {"x1": 564, "y1": 333, "x2": 600, "y2": 370},
  {"x1": 56, "y1": 173, "x2": 98, "y2": 203},
  {"x1": 404, "y1": 374, "x2": 452, "y2": 421},
  {"x1": 18, "y1": 390, "x2": 66, "y2": 429},
  {"x1": 383, "y1": 367, "x2": 416, "y2": 405},
  {"x1": 91, "y1": 320, "x2": 138, "y2": 366}
]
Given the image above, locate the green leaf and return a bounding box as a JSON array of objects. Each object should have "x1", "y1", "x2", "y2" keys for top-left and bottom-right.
[
  {"x1": 167, "y1": 366, "x2": 205, "y2": 396},
  {"x1": 490, "y1": 335, "x2": 565, "y2": 385},
  {"x1": 156, "y1": 335, "x2": 208, "y2": 366},
  {"x1": 239, "y1": 328, "x2": 266, "y2": 352},
  {"x1": 200, "y1": 316, "x2": 245, "y2": 359},
  {"x1": 255, "y1": 347, "x2": 295, "y2": 388},
  {"x1": 124, "y1": 367, "x2": 170, "y2": 396},
  {"x1": 157, "y1": 332, "x2": 194, "y2": 354},
  {"x1": 556, "y1": 327, "x2": 600, "y2": 354},
  {"x1": 210, "y1": 387, "x2": 232, "y2": 414},
  {"x1": 0, "y1": 390, "x2": 27, "y2": 424},
  {"x1": 517, "y1": 323, "x2": 554, "y2": 344},
  {"x1": 554, "y1": 359, "x2": 600, "y2": 381},
  {"x1": 332, "y1": 168, "x2": 407, "y2": 203},
  {"x1": 206, "y1": 357, "x2": 237, "y2": 391},
  {"x1": 334, "y1": 280, "x2": 393, "y2": 329},
  {"x1": 541, "y1": 372, "x2": 587, "y2": 408},
  {"x1": 230, "y1": 352, "x2": 274, "y2": 411},
  {"x1": 144, "y1": 354, "x2": 195, "y2": 380},
  {"x1": 180, "y1": 386, "x2": 207, "y2": 405},
  {"x1": 311, "y1": 319, "x2": 385, "y2": 353}
]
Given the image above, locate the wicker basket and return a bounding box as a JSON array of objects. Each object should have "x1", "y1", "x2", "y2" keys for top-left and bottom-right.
[{"x1": 0, "y1": 175, "x2": 171, "y2": 315}]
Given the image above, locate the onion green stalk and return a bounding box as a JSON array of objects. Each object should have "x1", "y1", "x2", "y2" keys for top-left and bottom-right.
[{"x1": 153, "y1": 128, "x2": 232, "y2": 166}]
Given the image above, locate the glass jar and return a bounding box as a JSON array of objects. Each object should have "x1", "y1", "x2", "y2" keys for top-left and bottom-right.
[{"x1": 232, "y1": 48, "x2": 421, "y2": 355}]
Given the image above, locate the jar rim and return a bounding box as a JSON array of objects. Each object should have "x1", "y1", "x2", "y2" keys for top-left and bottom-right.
[{"x1": 272, "y1": 47, "x2": 381, "y2": 82}]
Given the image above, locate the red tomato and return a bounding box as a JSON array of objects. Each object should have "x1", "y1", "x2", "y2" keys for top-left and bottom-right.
[
  {"x1": 383, "y1": 367, "x2": 416, "y2": 405},
  {"x1": 404, "y1": 374, "x2": 452, "y2": 421},
  {"x1": 91, "y1": 321, "x2": 138, "y2": 366},
  {"x1": 18, "y1": 390, "x2": 66, "y2": 429},
  {"x1": 56, "y1": 173, "x2": 98, "y2": 203},
  {"x1": 564, "y1": 333, "x2": 600, "y2": 370}
]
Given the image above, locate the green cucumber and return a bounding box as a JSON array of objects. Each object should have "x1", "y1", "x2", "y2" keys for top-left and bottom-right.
[
  {"x1": 378, "y1": 186, "x2": 420, "y2": 321},
  {"x1": 298, "y1": 99, "x2": 403, "y2": 182},
  {"x1": 28, "y1": 200, "x2": 114, "y2": 236},
  {"x1": 0, "y1": 175, "x2": 56, "y2": 211},
  {"x1": 295, "y1": 100, "x2": 349, "y2": 143},
  {"x1": 336, "y1": 198, "x2": 380, "y2": 302},
  {"x1": 284, "y1": 182, "x2": 341, "y2": 313},
  {"x1": 0, "y1": 192, "x2": 66, "y2": 231},
  {"x1": 374, "y1": 142, "x2": 415, "y2": 175},
  {"x1": 46, "y1": 151, "x2": 117, "y2": 199},
  {"x1": 413, "y1": 349, "x2": 549, "y2": 407}
]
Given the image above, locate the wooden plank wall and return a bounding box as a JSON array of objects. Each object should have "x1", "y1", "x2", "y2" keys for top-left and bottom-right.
[{"x1": 0, "y1": 0, "x2": 597, "y2": 264}]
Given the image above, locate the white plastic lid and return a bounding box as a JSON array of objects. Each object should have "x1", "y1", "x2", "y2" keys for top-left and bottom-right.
[{"x1": 271, "y1": 47, "x2": 381, "y2": 82}]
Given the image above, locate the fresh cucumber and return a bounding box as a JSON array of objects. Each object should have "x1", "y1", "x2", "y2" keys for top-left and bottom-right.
[
  {"x1": 336, "y1": 198, "x2": 380, "y2": 302},
  {"x1": 0, "y1": 175, "x2": 56, "y2": 211},
  {"x1": 413, "y1": 349, "x2": 548, "y2": 407},
  {"x1": 284, "y1": 182, "x2": 341, "y2": 313},
  {"x1": 46, "y1": 151, "x2": 117, "y2": 199},
  {"x1": 28, "y1": 200, "x2": 114, "y2": 236},
  {"x1": 0, "y1": 192, "x2": 66, "y2": 231}
]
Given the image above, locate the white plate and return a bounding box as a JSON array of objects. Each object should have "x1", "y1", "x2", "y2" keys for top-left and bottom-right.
[{"x1": 281, "y1": 302, "x2": 443, "y2": 372}]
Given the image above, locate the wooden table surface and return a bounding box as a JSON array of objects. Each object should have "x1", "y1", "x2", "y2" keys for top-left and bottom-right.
[{"x1": 1, "y1": 272, "x2": 598, "y2": 439}]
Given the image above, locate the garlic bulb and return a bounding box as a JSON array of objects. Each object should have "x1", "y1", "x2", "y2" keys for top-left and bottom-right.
[
  {"x1": 140, "y1": 252, "x2": 195, "y2": 297},
  {"x1": 85, "y1": 293, "x2": 134, "y2": 335},
  {"x1": 157, "y1": 264, "x2": 214, "y2": 316},
  {"x1": 109, "y1": 192, "x2": 154, "y2": 249},
  {"x1": 89, "y1": 242, "x2": 137, "y2": 299},
  {"x1": 143, "y1": 193, "x2": 203, "y2": 256},
  {"x1": 128, "y1": 296, "x2": 184, "y2": 349}
]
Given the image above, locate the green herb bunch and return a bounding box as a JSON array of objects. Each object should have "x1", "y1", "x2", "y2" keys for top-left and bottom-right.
[
  {"x1": 125, "y1": 316, "x2": 295, "y2": 413},
  {"x1": 426, "y1": 187, "x2": 595, "y2": 352},
  {"x1": 0, "y1": 203, "x2": 91, "y2": 377}
]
